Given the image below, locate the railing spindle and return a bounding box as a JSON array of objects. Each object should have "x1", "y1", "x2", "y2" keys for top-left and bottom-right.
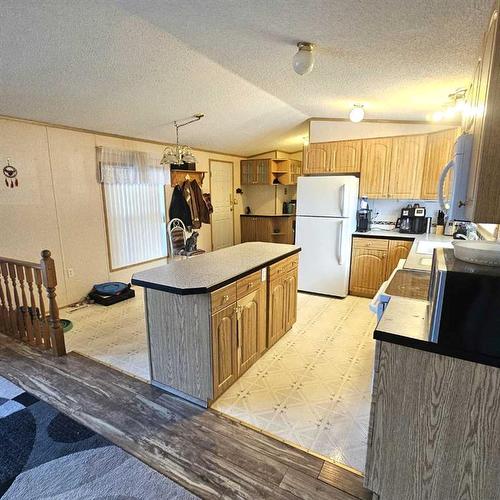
[
  {"x1": 25, "y1": 267, "x2": 42, "y2": 346},
  {"x1": 16, "y1": 265, "x2": 35, "y2": 344},
  {"x1": 34, "y1": 268, "x2": 50, "y2": 349},
  {"x1": 0, "y1": 275, "x2": 7, "y2": 335},
  {"x1": 0, "y1": 263, "x2": 15, "y2": 337},
  {"x1": 7, "y1": 263, "x2": 24, "y2": 339}
]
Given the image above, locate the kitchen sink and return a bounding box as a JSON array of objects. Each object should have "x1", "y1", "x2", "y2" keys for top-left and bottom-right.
[{"x1": 416, "y1": 240, "x2": 454, "y2": 255}]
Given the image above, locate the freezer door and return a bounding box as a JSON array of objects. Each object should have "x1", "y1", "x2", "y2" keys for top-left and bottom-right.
[
  {"x1": 297, "y1": 176, "x2": 359, "y2": 218},
  {"x1": 295, "y1": 216, "x2": 352, "y2": 297}
]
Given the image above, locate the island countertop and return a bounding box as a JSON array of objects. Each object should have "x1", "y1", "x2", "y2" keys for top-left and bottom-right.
[{"x1": 131, "y1": 242, "x2": 300, "y2": 295}]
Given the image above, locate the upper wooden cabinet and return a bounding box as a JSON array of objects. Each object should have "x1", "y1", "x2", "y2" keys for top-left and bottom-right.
[
  {"x1": 303, "y1": 140, "x2": 361, "y2": 174},
  {"x1": 241, "y1": 158, "x2": 301, "y2": 185},
  {"x1": 388, "y1": 135, "x2": 427, "y2": 199},
  {"x1": 241, "y1": 159, "x2": 270, "y2": 185},
  {"x1": 360, "y1": 138, "x2": 392, "y2": 198},
  {"x1": 420, "y1": 128, "x2": 460, "y2": 199},
  {"x1": 465, "y1": 6, "x2": 500, "y2": 223}
]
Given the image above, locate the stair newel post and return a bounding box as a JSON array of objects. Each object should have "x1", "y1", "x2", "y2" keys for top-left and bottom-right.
[{"x1": 40, "y1": 250, "x2": 66, "y2": 356}]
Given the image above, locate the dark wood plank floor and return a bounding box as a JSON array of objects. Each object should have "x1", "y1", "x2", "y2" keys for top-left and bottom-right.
[{"x1": 0, "y1": 335, "x2": 372, "y2": 499}]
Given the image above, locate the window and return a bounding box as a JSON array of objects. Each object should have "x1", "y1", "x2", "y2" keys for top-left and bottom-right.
[{"x1": 104, "y1": 183, "x2": 167, "y2": 270}]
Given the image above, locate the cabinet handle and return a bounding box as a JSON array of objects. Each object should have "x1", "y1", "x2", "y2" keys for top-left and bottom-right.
[
  {"x1": 223, "y1": 294, "x2": 229, "y2": 302},
  {"x1": 248, "y1": 282, "x2": 254, "y2": 288}
]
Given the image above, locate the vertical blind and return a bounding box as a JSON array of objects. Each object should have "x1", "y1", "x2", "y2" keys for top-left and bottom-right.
[{"x1": 104, "y1": 183, "x2": 167, "y2": 269}]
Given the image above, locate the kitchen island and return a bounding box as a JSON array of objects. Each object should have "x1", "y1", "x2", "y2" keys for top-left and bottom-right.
[{"x1": 132, "y1": 242, "x2": 300, "y2": 407}]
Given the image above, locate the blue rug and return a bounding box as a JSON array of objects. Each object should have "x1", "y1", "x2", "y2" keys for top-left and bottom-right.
[{"x1": 0, "y1": 376, "x2": 197, "y2": 499}]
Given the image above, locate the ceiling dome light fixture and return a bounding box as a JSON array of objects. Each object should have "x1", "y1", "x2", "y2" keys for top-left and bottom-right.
[
  {"x1": 349, "y1": 104, "x2": 365, "y2": 123},
  {"x1": 293, "y1": 42, "x2": 315, "y2": 75}
]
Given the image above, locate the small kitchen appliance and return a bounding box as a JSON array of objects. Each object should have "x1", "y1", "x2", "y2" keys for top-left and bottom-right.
[
  {"x1": 428, "y1": 248, "x2": 500, "y2": 361},
  {"x1": 398, "y1": 205, "x2": 413, "y2": 233},
  {"x1": 410, "y1": 204, "x2": 427, "y2": 234},
  {"x1": 356, "y1": 198, "x2": 372, "y2": 232}
]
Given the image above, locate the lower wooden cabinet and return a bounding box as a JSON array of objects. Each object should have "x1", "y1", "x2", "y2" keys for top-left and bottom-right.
[
  {"x1": 237, "y1": 287, "x2": 266, "y2": 375},
  {"x1": 267, "y1": 276, "x2": 285, "y2": 348},
  {"x1": 283, "y1": 269, "x2": 298, "y2": 332},
  {"x1": 210, "y1": 255, "x2": 299, "y2": 401},
  {"x1": 211, "y1": 304, "x2": 238, "y2": 400},
  {"x1": 268, "y1": 266, "x2": 298, "y2": 348},
  {"x1": 385, "y1": 240, "x2": 413, "y2": 279},
  {"x1": 349, "y1": 237, "x2": 413, "y2": 298},
  {"x1": 211, "y1": 285, "x2": 266, "y2": 399},
  {"x1": 240, "y1": 215, "x2": 295, "y2": 245}
]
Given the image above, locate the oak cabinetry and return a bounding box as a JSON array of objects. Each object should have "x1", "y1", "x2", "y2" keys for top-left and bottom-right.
[
  {"x1": 420, "y1": 128, "x2": 460, "y2": 199},
  {"x1": 335, "y1": 140, "x2": 362, "y2": 173},
  {"x1": 237, "y1": 286, "x2": 266, "y2": 375},
  {"x1": 464, "y1": 6, "x2": 500, "y2": 222},
  {"x1": 267, "y1": 255, "x2": 298, "y2": 348},
  {"x1": 388, "y1": 134, "x2": 427, "y2": 199},
  {"x1": 241, "y1": 159, "x2": 270, "y2": 185},
  {"x1": 349, "y1": 237, "x2": 413, "y2": 298},
  {"x1": 267, "y1": 276, "x2": 285, "y2": 348},
  {"x1": 360, "y1": 138, "x2": 393, "y2": 198},
  {"x1": 240, "y1": 215, "x2": 295, "y2": 244},
  {"x1": 241, "y1": 158, "x2": 302, "y2": 185},
  {"x1": 385, "y1": 240, "x2": 413, "y2": 279},
  {"x1": 303, "y1": 140, "x2": 361, "y2": 174},
  {"x1": 211, "y1": 304, "x2": 238, "y2": 399},
  {"x1": 283, "y1": 269, "x2": 298, "y2": 332}
]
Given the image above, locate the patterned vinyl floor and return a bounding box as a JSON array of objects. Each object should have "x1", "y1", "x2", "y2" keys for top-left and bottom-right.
[{"x1": 64, "y1": 290, "x2": 377, "y2": 473}]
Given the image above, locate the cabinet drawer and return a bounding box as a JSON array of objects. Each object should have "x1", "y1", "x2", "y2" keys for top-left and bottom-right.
[
  {"x1": 237, "y1": 270, "x2": 263, "y2": 298},
  {"x1": 211, "y1": 283, "x2": 237, "y2": 313},
  {"x1": 269, "y1": 254, "x2": 298, "y2": 280},
  {"x1": 353, "y1": 237, "x2": 389, "y2": 251}
]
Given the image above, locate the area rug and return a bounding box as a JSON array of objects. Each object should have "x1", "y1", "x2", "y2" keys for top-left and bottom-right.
[{"x1": 0, "y1": 376, "x2": 196, "y2": 499}]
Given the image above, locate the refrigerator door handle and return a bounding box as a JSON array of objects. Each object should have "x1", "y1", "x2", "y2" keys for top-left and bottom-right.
[
  {"x1": 339, "y1": 184, "x2": 346, "y2": 217},
  {"x1": 337, "y1": 220, "x2": 344, "y2": 265}
]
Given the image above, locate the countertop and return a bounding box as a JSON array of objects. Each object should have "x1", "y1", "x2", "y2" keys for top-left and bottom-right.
[
  {"x1": 131, "y1": 242, "x2": 300, "y2": 295},
  {"x1": 240, "y1": 213, "x2": 295, "y2": 217},
  {"x1": 384, "y1": 270, "x2": 430, "y2": 300},
  {"x1": 353, "y1": 229, "x2": 454, "y2": 272},
  {"x1": 374, "y1": 296, "x2": 500, "y2": 368}
]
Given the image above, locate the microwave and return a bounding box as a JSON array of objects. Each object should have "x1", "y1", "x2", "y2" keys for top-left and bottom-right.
[{"x1": 428, "y1": 248, "x2": 500, "y2": 359}]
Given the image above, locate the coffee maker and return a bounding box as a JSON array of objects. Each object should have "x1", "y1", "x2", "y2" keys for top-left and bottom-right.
[
  {"x1": 397, "y1": 204, "x2": 426, "y2": 234},
  {"x1": 356, "y1": 197, "x2": 372, "y2": 232}
]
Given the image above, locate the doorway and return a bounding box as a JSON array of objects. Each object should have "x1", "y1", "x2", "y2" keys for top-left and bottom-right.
[{"x1": 209, "y1": 159, "x2": 235, "y2": 250}]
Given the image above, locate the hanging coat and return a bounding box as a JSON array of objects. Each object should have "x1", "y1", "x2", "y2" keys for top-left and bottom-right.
[
  {"x1": 190, "y1": 179, "x2": 210, "y2": 224},
  {"x1": 182, "y1": 180, "x2": 201, "y2": 229},
  {"x1": 169, "y1": 185, "x2": 192, "y2": 229}
]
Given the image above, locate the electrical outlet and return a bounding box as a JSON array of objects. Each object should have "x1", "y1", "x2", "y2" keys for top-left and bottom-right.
[{"x1": 67, "y1": 268, "x2": 75, "y2": 278}]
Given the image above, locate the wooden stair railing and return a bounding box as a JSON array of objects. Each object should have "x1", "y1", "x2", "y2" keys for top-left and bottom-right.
[{"x1": 0, "y1": 250, "x2": 66, "y2": 356}]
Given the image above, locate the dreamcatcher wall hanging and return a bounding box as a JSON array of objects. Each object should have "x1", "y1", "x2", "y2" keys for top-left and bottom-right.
[{"x1": 3, "y1": 158, "x2": 19, "y2": 188}]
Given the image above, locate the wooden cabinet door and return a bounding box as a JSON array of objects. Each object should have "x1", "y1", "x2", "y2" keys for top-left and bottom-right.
[
  {"x1": 349, "y1": 247, "x2": 388, "y2": 298},
  {"x1": 388, "y1": 135, "x2": 427, "y2": 199},
  {"x1": 303, "y1": 143, "x2": 334, "y2": 173},
  {"x1": 385, "y1": 239, "x2": 413, "y2": 279},
  {"x1": 211, "y1": 304, "x2": 238, "y2": 400},
  {"x1": 255, "y1": 159, "x2": 270, "y2": 184},
  {"x1": 283, "y1": 268, "x2": 298, "y2": 332},
  {"x1": 267, "y1": 276, "x2": 285, "y2": 348},
  {"x1": 240, "y1": 217, "x2": 256, "y2": 242},
  {"x1": 420, "y1": 128, "x2": 460, "y2": 199},
  {"x1": 360, "y1": 138, "x2": 392, "y2": 198},
  {"x1": 240, "y1": 160, "x2": 252, "y2": 185},
  {"x1": 237, "y1": 287, "x2": 265, "y2": 375},
  {"x1": 255, "y1": 217, "x2": 271, "y2": 242},
  {"x1": 335, "y1": 140, "x2": 362, "y2": 173}
]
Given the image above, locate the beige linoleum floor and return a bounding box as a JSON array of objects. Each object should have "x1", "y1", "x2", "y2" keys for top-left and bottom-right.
[{"x1": 63, "y1": 290, "x2": 377, "y2": 473}]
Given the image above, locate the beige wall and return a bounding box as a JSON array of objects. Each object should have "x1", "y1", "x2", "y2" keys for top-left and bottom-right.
[{"x1": 0, "y1": 117, "x2": 243, "y2": 306}]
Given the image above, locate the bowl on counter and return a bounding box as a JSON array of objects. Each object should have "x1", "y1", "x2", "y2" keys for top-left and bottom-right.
[{"x1": 452, "y1": 240, "x2": 500, "y2": 266}]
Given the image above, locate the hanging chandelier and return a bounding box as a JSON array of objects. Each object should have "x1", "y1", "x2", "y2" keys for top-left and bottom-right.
[{"x1": 160, "y1": 113, "x2": 204, "y2": 166}]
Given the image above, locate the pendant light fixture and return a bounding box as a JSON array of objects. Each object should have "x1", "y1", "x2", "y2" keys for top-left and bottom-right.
[
  {"x1": 293, "y1": 42, "x2": 315, "y2": 75},
  {"x1": 160, "y1": 114, "x2": 204, "y2": 166},
  {"x1": 349, "y1": 104, "x2": 365, "y2": 123}
]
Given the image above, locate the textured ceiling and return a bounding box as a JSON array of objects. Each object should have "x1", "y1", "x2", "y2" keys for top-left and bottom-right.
[{"x1": 0, "y1": 0, "x2": 492, "y2": 155}]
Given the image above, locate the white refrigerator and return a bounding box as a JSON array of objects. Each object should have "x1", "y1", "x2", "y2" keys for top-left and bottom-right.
[{"x1": 295, "y1": 176, "x2": 359, "y2": 297}]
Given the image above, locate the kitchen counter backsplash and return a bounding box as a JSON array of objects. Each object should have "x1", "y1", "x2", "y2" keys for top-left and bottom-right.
[{"x1": 366, "y1": 199, "x2": 441, "y2": 228}]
